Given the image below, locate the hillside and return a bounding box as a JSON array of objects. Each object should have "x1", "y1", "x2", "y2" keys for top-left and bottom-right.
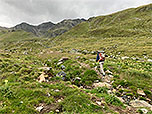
[
  {"x1": 0, "y1": 4, "x2": 152, "y2": 114},
  {"x1": 52, "y1": 4, "x2": 152, "y2": 57}
]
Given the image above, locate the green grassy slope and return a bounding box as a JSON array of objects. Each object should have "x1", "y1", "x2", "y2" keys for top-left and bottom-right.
[
  {"x1": 51, "y1": 4, "x2": 152, "y2": 57},
  {"x1": 0, "y1": 4, "x2": 152, "y2": 114}
]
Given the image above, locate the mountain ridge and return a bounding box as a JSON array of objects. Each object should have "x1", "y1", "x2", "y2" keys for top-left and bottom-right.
[{"x1": 11, "y1": 18, "x2": 86, "y2": 37}]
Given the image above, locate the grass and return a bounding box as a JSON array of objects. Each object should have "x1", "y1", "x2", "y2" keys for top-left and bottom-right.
[{"x1": 0, "y1": 3, "x2": 152, "y2": 114}]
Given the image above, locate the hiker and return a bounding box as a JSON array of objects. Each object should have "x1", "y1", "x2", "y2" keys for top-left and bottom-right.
[{"x1": 96, "y1": 51, "x2": 106, "y2": 76}]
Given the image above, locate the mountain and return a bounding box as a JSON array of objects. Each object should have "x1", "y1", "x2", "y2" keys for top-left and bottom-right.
[
  {"x1": 63, "y1": 4, "x2": 152, "y2": 38},
  {"x1": 12, "y1": 19, "x2": 85, "y2": 37}
]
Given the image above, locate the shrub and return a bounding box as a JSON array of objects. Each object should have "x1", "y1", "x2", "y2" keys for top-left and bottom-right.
[
  {"x1": 0, "y1": 84, "x2": 15, "y2": 99},
  {"x1": 82, "y1": 70, "x2": 98, "y2": 86},
  {"x1": 105, "y1": 95, "x2": 123, "y2": 106}
]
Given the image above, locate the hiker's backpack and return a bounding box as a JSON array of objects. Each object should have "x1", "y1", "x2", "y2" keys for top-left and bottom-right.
[{"x1": 99, "y1": 53, "x2": 105, "y2": 62}]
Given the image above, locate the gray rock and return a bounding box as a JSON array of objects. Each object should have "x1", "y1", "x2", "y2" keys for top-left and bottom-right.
[
  {"x1": 61, "y1": 65, "x2": 66, "y2": 69},
  {"x1": 140, "y1": 108, "x2": 148, "y2": 114},
  {"x1": 59, "y1": 57, "x2": 69, "y2": 62},
  {"x1": 147, "y1": 59, "x2": 152, "y2": 62},
  {"x1": 36, "y1": 106, "x2": 43, "y2": 112},
  {"x1": 38, "y1": 67, "x2": 52, "y2": 71},
  {"x1": 121, "y1": 56, "x2": 130, "y2": 60},
  {"x1": 130, "y1": 100, "x2": 152, "y2": 109},
  {"x1": 57, "y1": 62, "x2": 63, "y2": 65},
  {"x1": 91, "y1": 51, "x2": 97, "y2": 55},
  {"x1": 93, "y1": 82, "x2": 111, "y2": 89},
  {"x1": 56, "y1": 71, "x2": 66, "y2": 80}
]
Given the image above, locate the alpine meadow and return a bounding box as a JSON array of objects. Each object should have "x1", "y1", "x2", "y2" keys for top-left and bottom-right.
[{"x1": 0, "y1": 3, "x2": 152, "y2": 114}]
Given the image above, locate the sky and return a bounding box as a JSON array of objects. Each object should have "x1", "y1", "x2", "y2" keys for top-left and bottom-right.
[{"x1": 0, "y1": 0, "x2": 152, "y2": 27}]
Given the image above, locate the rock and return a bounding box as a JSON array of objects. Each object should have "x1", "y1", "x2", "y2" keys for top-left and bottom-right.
[
  {"x1": 117, "y1": 97, "x2": 125, "y2": 103},
  {"x1": 89, "y1": 59, "x2": 95, "y2": 62},
  {"x1": 75, "y1": 77, "x2": 81, "y2": 80},
  {"x1": 56, "y1": 71, "x2": 66, "y2": 78},
  {"x1": 36, "y1": 106, "x2": 43, "y2": 112},
  {"x1": 108, "y1": 75, "x2": 113, "y2": 78},
  {"x1": 38, "y1": 67, "x2": 52, "y2": 71},
  {"x1": 38, "y1": 73, "x2": 46, "y2": 83},
  {"x1": 57, "y1": 62, "x2": 63, "y2": 65},
  {"x1": 58, "y1": 99, "x2": 62, "y2": 102},
  {"x1": 137, "y1": 89, "x2": 146, "y2": 96},
  {"x1": 47, "y1": 93, "x2": 51, "y2": 97},
  {"x1": 147, "y1": 59, "x2": 152, "y2": 62},
  {"x1": 121, "y1": 56, "x2": 129, "y2": 60},
  {"x1": 54, "y1": 89, "x2": 60, "y2": 92},
  {"x1": 82, "y1": 50, "x2": 89, "y2": 54},
  {"x1": 140, "y1": 108, "x2": 148, "y2": 114},
  {"x1": 130, "y1": 100, "x2": 152, "y2": 109},
  {"x1": 61, "y1": 65, "x2": 65, "y2": 69},
  {"x1": 91, "y1": 51, "x2": 96, "y2": 55},
  {"x1": 112, "y1": 89, "x2": 117, "y2": 93},
  {"x1": 93, "y1": 82, "x2": 112, "y2": 89},
  {"x1": 96, "y1": 101, "x2": 102, "y2": 105},
  {"x1": 94, "y1": 80, "x2": 99, "y2": 83},
  {"x1": 105, "y1": 70, "x2": 113, "y2": 75},
  {"x1": 55, "y1": 109, "x2": 60, "y2": 113},
  {"x1": 75, "y1": 56, "x2": 80, "y2": 59},
  {"x1": 59, "y1": 57, "x2": 69, "y2": 62},
  {"x1": 107, "y1": 90, "x2": 112, "y2": 94}
]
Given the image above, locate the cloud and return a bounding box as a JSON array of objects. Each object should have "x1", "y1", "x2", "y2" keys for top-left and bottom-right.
[{"x1": 0, "y1": 0, "x2": 151, "y2": 27}]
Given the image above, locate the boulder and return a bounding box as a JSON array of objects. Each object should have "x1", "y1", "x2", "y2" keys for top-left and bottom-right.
[
  {"x1": 93, "y1": 82, "x2": 112, "y2": 89},
  {"x1": 59, "y1": 57, "x2": 69, "y2": 62},
  {"x1": 130, "y1": 100, "x2": 152, "y2": 109}
]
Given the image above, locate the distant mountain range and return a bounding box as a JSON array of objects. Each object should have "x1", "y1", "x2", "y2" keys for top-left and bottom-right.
[{"x1": 10, "y1": 19, "x2": 86, "y2": 37}]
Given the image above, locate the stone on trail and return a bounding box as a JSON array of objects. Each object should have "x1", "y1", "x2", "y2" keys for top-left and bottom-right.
[
  {"x1": 38, "y1": 72, "x2": 46, "y2": 83},
  {"x1": 57, "y1": 62, "x2": 63, "y2": 65},
  {"x1": 140, "y1": 108, "x2": 148, "y2": 114},
  {"x1": 36, "y1": 106, "x2": 43, "y2": 112},
  {"x1": 130, "y1": 100, "x2": 152, "y2": 109},
  {"x1": 147, "y1": 59, "x2": 152, "y2": 62},
  {"x1": 59, "y1": 57, "x2": 69, "y2": 62},
  {"x1": 93, "y1": 82, "x2": 111, "y2": 89},
  {"x1": 38, "y1": 67, "x2": 52, "y2": 71},
  {"x1": 105, "y1": 70, "x2": 113, "y2": 75},
  {"x1": 137, "y1": 88, "x2": 146, "y2": 96}
]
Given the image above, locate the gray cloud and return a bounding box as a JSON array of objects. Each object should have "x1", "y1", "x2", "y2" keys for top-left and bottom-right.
[{"x1": 0, "y1": 0, "x2": 151, "y2": 27}]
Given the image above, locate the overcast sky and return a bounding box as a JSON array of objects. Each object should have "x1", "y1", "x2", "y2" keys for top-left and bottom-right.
[{"x1": 0, "y1": 0, "x2": 151, "y2": 27}]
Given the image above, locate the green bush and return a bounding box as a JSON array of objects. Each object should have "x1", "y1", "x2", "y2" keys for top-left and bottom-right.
[
  {"x1": 82, "y1": 70, "x2": 99, "y2": 86},
  {"x1": 0, "y1": 84, "x2": 15, "y2": 99},
  {"x1": 105, "y1": 95, "x2": 123, "y2": 106}
]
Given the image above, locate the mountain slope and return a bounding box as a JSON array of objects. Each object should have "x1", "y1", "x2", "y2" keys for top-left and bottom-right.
[
  {"x1": 12, "y1": 19, "x2": 85, "y2": 37},
  {"x1": 51, "y1": 4, "x2": 152, "y2": 57},
  {"x1": 63, "y1": 4, "x2": 152, "y2": 38}
]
